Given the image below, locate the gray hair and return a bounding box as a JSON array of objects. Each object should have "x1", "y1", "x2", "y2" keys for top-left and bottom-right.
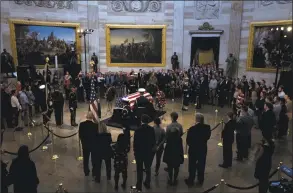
[
  {"x1": 195, "y1": 113, "x2": 204, "y2": 124},
  {"x1": 86, "y1": 111, "x2": 94, "y2": 120}
]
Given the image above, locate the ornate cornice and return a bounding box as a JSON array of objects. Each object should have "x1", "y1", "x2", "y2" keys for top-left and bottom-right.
[
  {"x1": 14, "y1": 0, "x2": 73, "y2": 9},
  {"x1": 110, "y1": 0, "x2": 161, "y2": 12},
  {"x1": 259, "y1": 0, "x2": 291, "y2": 7}
]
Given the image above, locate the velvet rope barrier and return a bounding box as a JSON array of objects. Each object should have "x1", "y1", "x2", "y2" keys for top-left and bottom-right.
[
  {"x1": 201, "y1": 183, "x2": 219, "y2": 193},
  {"x1": 3, "y1": 130, "x2": 50, "y2": 155},
  {"x1": 44, "y1": 125, "x2": 78, "y2": 139},
  {"x1": 224, "y1": 168, "x2": 279, "y2": 190}
]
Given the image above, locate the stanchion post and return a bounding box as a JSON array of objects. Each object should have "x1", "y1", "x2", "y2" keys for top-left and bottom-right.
[
  {"x1": 215, "y1": 109, "x2": 218, "y2": 124},
  {"x1": 51, "y1": 128, "x2": 59, "y2": 160},
  {"x1": 184, "y1": 129, "x2": 188, "y2": 159},
  {"x1": 278, "y1": 161, "x2": 283, "y2": 180},
  {"x1": 56, "y1": 183, "x2": 67, "y2": 193},
  {"x1": 77, "y1": 135, "x2": 83, "y2": 161},
  {"x1": 220, "y1": 179, "x2": 225, "y2": 193}
]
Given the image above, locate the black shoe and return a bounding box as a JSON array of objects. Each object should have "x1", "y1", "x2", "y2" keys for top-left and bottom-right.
[
  {"x1": 167, "y1": 180, "x2": 173, "y2": 186},
  {"x1": 196, "y1": 181, "x2": 203, "y2": 186},
  {"x1": 234, "y1": 157, "x2": 243, "y2": 161},
  {"x1": 85, "y1": 172, "x2": 89, "y2": 176},
  {"x1": 71, "y1": 123, "x2": 78, "y2": 126},
  {"x1": 143, "y1": 182, "x2": 150, "y2": 189},
  {"x1": 107, "y1": 176, "x2": 111, "y2": 180},
  {"x1": 154, "y1": 171, "x2": 159, "y2": 176},
  {"x1": 184, "y1": 179, "x2": 194, "y2": 186},
  {"x1": 114, "y1": 185, "x2": 118, "y2": 191},
  {"x1": 94, "y1": 178, "x2": 100, "y2": 183},
  {"x1": 218, "y1": 164, "x2": 229, "y2": 168},
  {"x1": 173, "y1": 180, "x2": 178, "y2": 186}
]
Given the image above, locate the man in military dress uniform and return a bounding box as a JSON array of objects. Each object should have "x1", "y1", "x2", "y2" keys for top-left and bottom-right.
[
  {"x1": 69, "y1": 87, "x2": 78, "y2": 126},
  {"x1": 91, "y1": 53, "x2": 98, "y2": 73},
  {"x1": 182, "y1": 78, "x2": 190, "y2": 111}
]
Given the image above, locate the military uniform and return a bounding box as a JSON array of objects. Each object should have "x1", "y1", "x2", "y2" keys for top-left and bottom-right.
[
  {"x1": 52, "y1": 90, "x2": 64, "y2": 126},
  {"x1": 69, "y1": 90, "x2": 78, "y2": 126}
]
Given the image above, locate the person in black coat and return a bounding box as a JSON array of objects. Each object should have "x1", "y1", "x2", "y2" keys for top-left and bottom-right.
[
  {"x1": 254, "y1": 134, "x2": 275, "y2": 193},
  {"x1": 163, "y1": 128, "x2": 183, "y2": 186},
  {"x1": 79, "y1": 112, "x2": 99, "y2": 176},
  {"x1": 93, "y1": 122, "x2": 112, "y2": 183},
  {"x1": 1, "y1": 160, "x2": 10, "y2": 193},
  {"x1": 197, "y1": 76, "x2": 206, "y2": 109},
  {"x1": 219, "y1": 112, "x2": 236, "y2": 168},
  {"x1": 217, "y1": 77, "x2": 225, "y2": 108},
  {"x1": 52, "y1": 88, "x2": 64, "y2": 126},
  {"x1": 9, "y1": 145, "x2": 39, "y2": 193},
  {"x1": 133, "y1": 114, "x2": 156, "y2": 191},
  {"x1": 277, "y1": 98, "x2": 289, "y2": 138},
  {"x1": 255, "y1": 91, "x2": 266, "y2": 128},
  {"x1": 185, "y1": 113, "x2": 211, "y2": 186},
  {"x1": 260, "y1": 102, "x2": 276, "y2": 139}
]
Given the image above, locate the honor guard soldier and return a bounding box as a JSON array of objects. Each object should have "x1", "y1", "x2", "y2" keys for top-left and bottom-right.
[
  {"x1": 52, "y1": 87, "x2": 64, "y2": 126},
  {"x1": 182, "y1": 77, "x2": 190, "y2": 111},
  {"x1": 69, "y1": 86, "x2": 78, "y2": 126}
]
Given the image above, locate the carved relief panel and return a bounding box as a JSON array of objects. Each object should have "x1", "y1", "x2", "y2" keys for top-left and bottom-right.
[
  {"x1": 258, "y1": 0, "x2": 292, "y2": 7},
  {"x1": 109, "y1": 0, "x2": 162, "y2": 12},
  {"x1": 194, "y1": 0, "x2": 220, "y2": 20},
  {"x1": 14, "y1": 0, "x2": 74, "y2": 9}
]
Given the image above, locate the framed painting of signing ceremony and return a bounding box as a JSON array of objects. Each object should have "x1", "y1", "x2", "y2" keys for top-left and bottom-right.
[
  {"x1": 247, "y1": 20, "x2": 292, "y2": 72},
  {"x1": 9, "y1": 19, "x2": 81, "y2": 67},
  {"x1": 105, "y1": 24, "x2": 166, "y2": 67}
]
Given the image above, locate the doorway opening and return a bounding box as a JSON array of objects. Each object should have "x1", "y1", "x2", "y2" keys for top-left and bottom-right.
[{"x1": 190, "y1": 37, "x2": 220, "y2": 68}]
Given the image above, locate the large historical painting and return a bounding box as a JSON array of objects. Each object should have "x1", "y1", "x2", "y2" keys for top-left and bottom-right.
[
  {"x1": 9, "y1": 19, "x2": 80, "y2": 67},
  {"x1": 106, "y1": 24, "x2": 166, "y2": 67},
  {"x1": 247, "y1": 20, "x2": 293, "y2": 72}
]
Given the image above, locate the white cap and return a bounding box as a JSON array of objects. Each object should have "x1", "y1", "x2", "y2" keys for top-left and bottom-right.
[
  {"x1": 138, "y1": 88, "x2": 146, "y2": 93},
  {"x1": 122, "y1": 97, "x2": 129, "y2": 102}
]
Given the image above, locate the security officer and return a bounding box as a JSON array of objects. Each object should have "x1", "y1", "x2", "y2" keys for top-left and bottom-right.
[
  {"x1": 52, "y1": 87, "x2": 64, "y2": 126},
  {"x1": 69, "y1": 86, "x2": 78, "y2": 126}
]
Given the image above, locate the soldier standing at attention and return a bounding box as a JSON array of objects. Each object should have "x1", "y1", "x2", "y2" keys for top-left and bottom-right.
[{"x1": 69, "y1": 87, "x2": 78, "y2": 126}]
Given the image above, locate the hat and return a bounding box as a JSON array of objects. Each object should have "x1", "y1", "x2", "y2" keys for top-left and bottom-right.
[{"x1": 138, "y1": 88, "x2": 146, "y2": 93}]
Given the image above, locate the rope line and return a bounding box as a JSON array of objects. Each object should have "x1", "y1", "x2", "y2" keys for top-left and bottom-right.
[
  {"x1": 224, "y1": 168, "x2": 279, "y2": 190},
  {"x1": 4, "y1": 130, "x2": 50, "y2": 155},
  {"x1": 211, "y1": 122, "x2": 222, "y2": 131},
  {"x1": 201, "y1": 183, "x2": 219, "y2": 193},
  {"x1": 44, "y1": 125, "x2": 78, "y2": 139}
]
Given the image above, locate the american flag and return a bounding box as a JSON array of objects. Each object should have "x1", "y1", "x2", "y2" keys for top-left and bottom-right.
[
  {"x1": 117, "y1": 92, "x2": 153, "y2": 109},
  {"x1": 89, "y1": 77, "x2": 101, "y2": 122}
]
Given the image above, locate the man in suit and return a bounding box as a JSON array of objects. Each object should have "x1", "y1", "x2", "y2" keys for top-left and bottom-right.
[
  {"x1": 79, "y1": 112, "x2": 99, "y2": 176},
  {"x1": 260, "y1": 102, "x2": 276, "y2": 140},
  {"x1": 52, "y1": 88, "x2": 64, "y2": 126},
  {"x1": 217, "y1": 77, "x2": 225, "y2": 108},
  {"x1": 219, "y1": 112, "x2": 236, "y2": 168},
  {"x1": 134, "y1": 88, "x2": 155, "y2": 119},
  {"x1": 133, "y1": 114, "x2": 156, "y2": 191},
  {"x1": 235, "y1": 106, "x2": 254, "y2": 161},
  {"x1": 185, "y1": 113, "x2": 211, "y2": 186},
  {"x1": 196, "y1": 76, "x2": 206, "y2": 109}
]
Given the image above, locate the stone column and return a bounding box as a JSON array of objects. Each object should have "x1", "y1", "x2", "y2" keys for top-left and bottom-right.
[
  {"x1": 172, "y1": 1, "x2": 184, "y2": 69},
  {"x1": 227, "y1": 1, "x2": 243, "y2": 77}
]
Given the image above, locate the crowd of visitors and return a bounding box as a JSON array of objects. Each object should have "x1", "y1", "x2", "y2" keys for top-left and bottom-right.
[{"x1": 1, "y1": 63, "x2": 292, "y2": 193}]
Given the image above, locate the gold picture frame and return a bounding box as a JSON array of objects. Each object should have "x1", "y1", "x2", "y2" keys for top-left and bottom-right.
[
  {"x1": 105, "y1": 24, "x2": 166, "y2": 67},
  {"x1": 9, "y1": 19, "x2": 81, "y2": 67},
  {"x1": 247, "y1": 20, "x2": 292, "y2": 72}
]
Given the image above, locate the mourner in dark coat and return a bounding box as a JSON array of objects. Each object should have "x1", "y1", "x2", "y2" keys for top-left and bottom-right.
[
  {"x1": 93, "y1": 123, "x2": 112, "y2": 183},
  {"x1": 52, "y1": 89, "x2": 64, "y2": 126},
  {"x1": 163, "y1": 128, "x2": 183, "y2": 186},
  {"x1": 185, "y1": 113, "x2": 211, "y2": 186},
  {"x1": 277, "y1": 98, "x2": 289, "y2": 138},
  {"x1": 219, "y1": 112, "x2": 236, "y2": 168},
  {"x1": 79, "y1": 112, "x2": 99, "y2": 176},
  {"x1": 182, "y1": 78, "x2": 190, "y2": 111},
  {"x1": 197, "y1": 77, "x2": 206, "y2": 109},
  {"x1": 217, "y1": 77, "x2": 226, "y2": 108},
  {"x1": 9, "y1": 145, "x2": 39, "y2": 193},
  {"x1": 75, "y1": 75, "x2": 85, "y2": 102},
  {"x1": 133, "y1": 114, "x2": 156, "y2": 191},
  {"x1": 1, "y1": 160, "x2": 9, "y2": 193},
  {"x1": 134, "y1": 89, "x2": 155, "y2": 119},
  {"x1": 254, "y1": 134, "x2": 274, "y2": 193},
  {"x1": 260, "y1": 102, "x2": 276, "y2": 139}
]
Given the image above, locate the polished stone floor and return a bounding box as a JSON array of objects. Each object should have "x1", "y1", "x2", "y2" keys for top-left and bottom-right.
[{"x1": 1, "y1": 99, "x2": 292, "y2": 193}]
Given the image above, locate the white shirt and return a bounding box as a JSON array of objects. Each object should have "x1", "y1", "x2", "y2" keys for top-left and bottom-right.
[
  {"x1": 11, "y1": 95, "x2": 22, "y2": 110},
  {"x1": 278, "y1": 91, "x2": 285, "y2": 98},
  {"x1": 209, "y1": 79, "x2": 218, "y2": 89}
]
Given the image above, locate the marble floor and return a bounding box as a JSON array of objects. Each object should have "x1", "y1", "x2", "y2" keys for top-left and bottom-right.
[{"x1": 1, "y1": 99, "x2": 292, "y2": 193}]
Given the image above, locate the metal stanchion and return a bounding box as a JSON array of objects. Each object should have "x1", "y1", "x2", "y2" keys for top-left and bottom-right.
[
  {"x1": 56, "y1": 183, "x2": 68, "y2": 193},
  {"x1": 184, "y1": 129, "x2": 189, "y2": 159},
  {"x1": 220, "y1": 179, "x2": 225, "y2": 193},
  {"x1": 278, "y1": 161, "x2": 283, "y2": 180},
  {"x1": 215, "y1": 109, "x2": 218, "y2": 124},
  {"x1": 51, "y1": 128, "x2": 59, "y2": 160},
  {"x1": 77, "y1": 135, "x2": 83, "y2": 161},
  {"x1": 218, "y1": 120, "x2": 224, "y2": 147}
]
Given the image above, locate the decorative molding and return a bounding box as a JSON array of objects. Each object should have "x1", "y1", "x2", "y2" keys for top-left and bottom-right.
[
  {"x1": 195, "y1": 0, "x2": 220, "y2": 20},
  {"x1": 259, "y1": 0, "x2": 292, "y2": 7},
  {"x1": 189, "y1": 30, "x2": 224, "y2": 37},
  {"x1": 110, "y1": 0, "x2": 162, "y2": 12},
  {"x1": 14, "y1": 0, "x2": 73, "y2": 9},
  {"x1": 198, "y1": 22, "x2": 214, "y2": 30}
]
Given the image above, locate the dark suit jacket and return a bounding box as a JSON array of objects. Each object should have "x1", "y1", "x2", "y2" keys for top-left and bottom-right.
[
  {"x1": 135, "y1": 95, "x2": 150, "y2": 108},
  {"x1": 133, "y1": 124, "x2": 156, "y2": 159},
  {"x1": 94, "y1": 132, "x2": 113, "y2": 160},
  {"x1": 221, "y1": 120, "x2": 236, "y2": 144},
  {"x1": 260, "y1": 110, "x2": 276, "y2": 138},
  {"x1": 79, "y1": 120, "x2": 98, "y2": 150},
  {"x1": 187, "y1": 123, "x2": 211, "y2": 154}
]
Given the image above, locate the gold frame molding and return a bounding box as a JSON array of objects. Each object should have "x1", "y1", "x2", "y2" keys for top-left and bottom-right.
[
  {"x1": 247, "y1": 20, "x2": 292, "y2": 72},
  {"x1": 105, "y1": 24, "x2": 166, "y2": 67},
  {"x1": 9, "y1": 19, "x2": 81, "y2": 67}
]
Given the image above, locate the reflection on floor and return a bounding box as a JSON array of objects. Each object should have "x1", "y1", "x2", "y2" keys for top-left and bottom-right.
[{"x1": 2, "y1": 99, "x2": 292, "y2": 192}]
